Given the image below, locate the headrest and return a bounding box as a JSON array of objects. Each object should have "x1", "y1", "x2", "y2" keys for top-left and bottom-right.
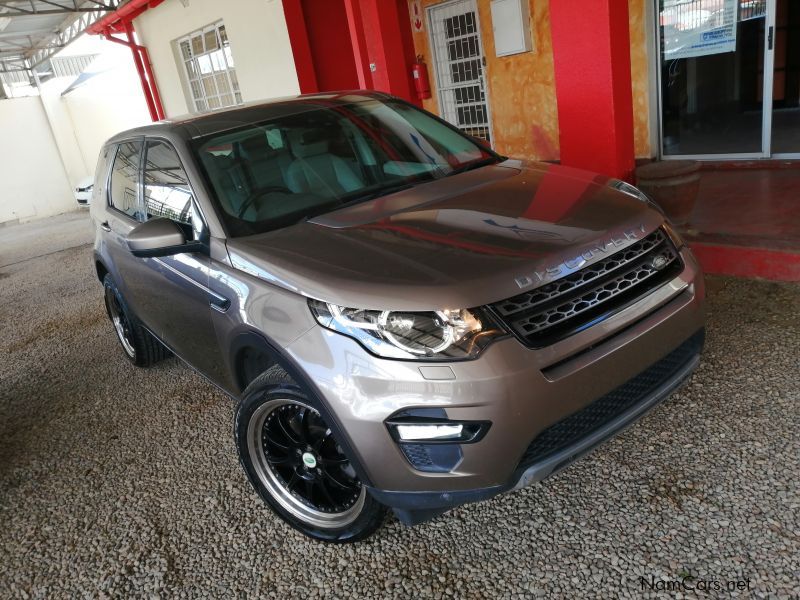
[
  {"x1": 288, "y1": 129, "x2": 329, "y2": 158},
  {"x1": 239, "y1": 133, "x2": 271, "y2": 159}
]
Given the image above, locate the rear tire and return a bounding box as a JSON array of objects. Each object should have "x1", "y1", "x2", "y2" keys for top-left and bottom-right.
[
  {"x1": 235, "y1": 365, "x2": 386, "y2": 542},
  {"x1": 102, "y1": 274, "x2": 170, "y2": 367}
]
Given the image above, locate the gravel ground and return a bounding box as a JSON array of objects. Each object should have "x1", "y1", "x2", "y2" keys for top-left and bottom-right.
[{"x1": 1, "y1": 214, "x2": 798, "y2": 598}]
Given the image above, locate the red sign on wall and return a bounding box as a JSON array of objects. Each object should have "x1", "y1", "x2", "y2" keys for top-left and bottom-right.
[{"x1": 409, "y1": 0, "x2": 424, "y2": 33}]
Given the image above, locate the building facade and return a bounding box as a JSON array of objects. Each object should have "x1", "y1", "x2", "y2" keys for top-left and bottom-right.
[{"x1": 103, "y1": 0, "x2": 796, "y2": 179}]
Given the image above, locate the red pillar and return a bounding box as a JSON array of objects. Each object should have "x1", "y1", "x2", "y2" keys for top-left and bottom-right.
[
  {"x1": 281, "y1": 0, "x2": 319, "y2": 93},
  {"x1": 358, "y1": 0, "x2": 417, "y2": 102},
  {"x1": 549, "y1": 0, "x2": 635, "y2": 181},
  {"x1": 344, "y1": 0, "x2": 373, "y2": 89}
]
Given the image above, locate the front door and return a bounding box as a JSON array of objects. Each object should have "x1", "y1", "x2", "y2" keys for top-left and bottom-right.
[
  {"x1": 428, "y1": 0, "x2": 493, "y2": 144},
  {"x1": 105, "y1": 138, "x2": 226, "y2": 384},
  {"x1": 137, "y1": 138, "x2": 228, "y2": 383}
]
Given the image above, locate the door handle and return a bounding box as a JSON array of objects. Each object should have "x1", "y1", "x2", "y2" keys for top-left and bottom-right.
[
  {"x1": 768, "y1": 26, "x2": 774, "y2": 51},
  {"x1": 209, "y1": 295, "x2": 231, "y2": 313},
  {"x1": 100, "y1": 220, "x2": 111, "y2": 232}
]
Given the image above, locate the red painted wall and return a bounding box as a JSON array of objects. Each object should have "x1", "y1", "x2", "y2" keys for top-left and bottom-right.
[
  {"x1": 301, "y1": 0, "x2": 360, "y2": 91},
  {"x1": 550, "y1": 0, "x2": 635, "y2": 180},
  {"x1": 283, "y1": 0, "x2": 420, "y2": 101}
]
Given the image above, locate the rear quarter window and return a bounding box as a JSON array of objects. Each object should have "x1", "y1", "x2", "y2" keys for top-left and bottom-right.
[
  {"x1": 91, "y1": 145, "x2": 113, "y2": 207},
  {"x1": 109, "y1": 141, "x2": 144, "y2": 221}
]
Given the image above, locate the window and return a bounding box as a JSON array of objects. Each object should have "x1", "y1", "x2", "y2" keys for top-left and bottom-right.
[
  {"x1": 93, "y1": 145, "x2": 113, "y2": 206},
  {"x1": 193, "y1": 98, "x2": 496, "y2": 237},
  {"x1": 177, "y1": 21, "x2": 242, "y2": 113},
  {"x1": 109, "y1": 141, "x2": 143, "y2": 220},
  {"x1": 143, "y1": 140, "x2": 196, "y2": 237}
]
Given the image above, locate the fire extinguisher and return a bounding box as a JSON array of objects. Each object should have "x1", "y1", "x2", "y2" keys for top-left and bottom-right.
[{"x1": 412, "y1": 55, "x2": 432, "y2": 100}]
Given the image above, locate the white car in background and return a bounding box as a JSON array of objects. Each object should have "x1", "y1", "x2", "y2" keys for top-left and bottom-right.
[{"x1": 75, "y1": 176, "x2": 94, "y2": 207}]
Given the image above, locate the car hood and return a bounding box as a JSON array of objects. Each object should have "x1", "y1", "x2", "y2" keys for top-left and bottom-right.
[{"x1": 225, "y1": 160, "x2": 665, "y2": 311}]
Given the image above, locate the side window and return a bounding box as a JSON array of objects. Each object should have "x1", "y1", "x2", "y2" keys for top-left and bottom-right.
[
  {"x1": 92, "y1": 145, "x2": 113, "y2": 206},
  {"x1": 142, "y1": 140, "x2": 196, "y2": 237},
  {"x1": 109, "y1": 141, "x2": 143, "y2": 220}
]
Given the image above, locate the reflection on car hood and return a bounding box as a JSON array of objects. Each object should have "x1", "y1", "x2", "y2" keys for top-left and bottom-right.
[{"x1": 224, "y1": 160, "x2": 664, "y2": 311}]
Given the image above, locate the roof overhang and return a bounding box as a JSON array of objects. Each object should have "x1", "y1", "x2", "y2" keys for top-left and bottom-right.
[{"x1": 0, "y1": 1, "x2": 123, "y2": 77}]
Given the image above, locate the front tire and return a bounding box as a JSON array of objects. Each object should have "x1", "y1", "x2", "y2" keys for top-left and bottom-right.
[
  {"x1": 102, "y1": 274, "x2": 170, "y2": 367},
  {"x1": 235, "y1": 366, "x2": 386, "y2": 542}
]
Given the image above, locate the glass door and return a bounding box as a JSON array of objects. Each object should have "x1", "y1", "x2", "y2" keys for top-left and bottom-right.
[
  {"x1": 770, "y1": 0, "x2": 800, "y2": 156},
  {"x1": 658, "y1": 0, "x2": 771, "y2": 157}
]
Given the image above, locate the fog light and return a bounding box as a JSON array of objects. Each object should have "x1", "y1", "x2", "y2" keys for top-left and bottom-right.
[
  {"x1": 386, "y1": 418, "x2": 490, "y2": 444},
  {"x1": 396, "y1": 424, "x2": 463, "y2": 441}
]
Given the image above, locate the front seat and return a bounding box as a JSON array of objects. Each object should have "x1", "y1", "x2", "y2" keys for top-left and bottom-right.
[{"x1": 285, "y1": 130, "x2": 363, "y2": 196}]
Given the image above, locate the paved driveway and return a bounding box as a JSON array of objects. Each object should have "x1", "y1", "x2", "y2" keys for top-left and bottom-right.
[{"x1": 1, "y1": 214, "x2": 797, "y2": 598}]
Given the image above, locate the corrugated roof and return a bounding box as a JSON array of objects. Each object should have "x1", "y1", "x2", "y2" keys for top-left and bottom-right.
[{"x1": 0, "y1": 1, "x2": 121, "y2": 80}]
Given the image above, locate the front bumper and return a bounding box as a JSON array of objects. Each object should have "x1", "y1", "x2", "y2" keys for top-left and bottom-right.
[
  {"x1": 369, "y1": 328, "x2": 703, "y2": 524},
  {"x1": 285, "y1": 246, "x2": 705, "y2": 522}
]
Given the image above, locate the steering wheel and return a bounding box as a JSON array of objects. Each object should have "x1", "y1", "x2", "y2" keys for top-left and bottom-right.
[{"x1": 237, "y1": 185, "x2": 293, "y2": 219}]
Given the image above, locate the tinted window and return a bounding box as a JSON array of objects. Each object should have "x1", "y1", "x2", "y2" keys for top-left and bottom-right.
[
  {"x1": 194, "y1": 98, "x2": 498, "y2": 237},
  {"x1": 109, "y1": 141, "x2": 143, "y2": 220},
  {"x1": 142, "y1": 140, "x2": 195, "y2": 236}
]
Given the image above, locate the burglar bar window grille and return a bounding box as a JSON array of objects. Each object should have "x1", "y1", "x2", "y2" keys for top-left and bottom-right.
[
  {"x1": 177, "y1": 21, "x2": 242, "y2": 113},
  {"x1": 428, "y1": 0, "x2": 492, "y2": 144}
]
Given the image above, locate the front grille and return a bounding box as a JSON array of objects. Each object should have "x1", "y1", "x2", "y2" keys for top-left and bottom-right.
[
  {"x1": 489, "y1": 228, "x2": 682, "y2": 347},
  {"x1": 517, "y1": 329, "x2": 704, "y2": 471}
]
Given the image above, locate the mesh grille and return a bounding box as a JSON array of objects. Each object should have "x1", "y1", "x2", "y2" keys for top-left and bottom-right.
[
  {"x1": 518, "y1": 330, "x2": 704, "y2": 470},
  {"x1": 490, "y1": 229, "x2": 682, "y2": 347},
  {"x1": 400, "y1": 444, "x2": 435, "y2": 469}
]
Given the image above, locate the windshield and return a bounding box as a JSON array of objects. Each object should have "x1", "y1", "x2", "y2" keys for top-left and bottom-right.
[{"x1": 194, "y1": 98, "x2": 499, "y2": 237}]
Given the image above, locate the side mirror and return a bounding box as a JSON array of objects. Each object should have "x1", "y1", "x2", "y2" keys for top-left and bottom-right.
[{"x1": 126, "y1": 218, "x2": 201, "y2": 258}]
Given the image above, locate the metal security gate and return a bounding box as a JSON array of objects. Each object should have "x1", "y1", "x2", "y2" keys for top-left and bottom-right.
[{"x1": 428, "y1": 0, "x2": 493, "y2": 144}]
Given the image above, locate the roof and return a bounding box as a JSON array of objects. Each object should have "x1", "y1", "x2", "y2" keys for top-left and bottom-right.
[
  {"x1": 105, "y1": 91, "x2": 392, "y2": 144},
  {"x1": 0, "y1": 1, "x2": 121, "y2": 80}
]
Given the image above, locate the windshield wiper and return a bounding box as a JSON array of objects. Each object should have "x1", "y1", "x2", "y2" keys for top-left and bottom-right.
[
  {"x1": 335, "y1": 180, "x2": 420, "y2": 209},
  {"x1": 447, "y1": 157, "x2": 499, "y2": 177}
]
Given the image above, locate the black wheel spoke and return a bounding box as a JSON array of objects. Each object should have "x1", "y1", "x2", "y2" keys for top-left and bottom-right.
[
  {"x1": 264, "y1": 436, "x2": 289, "y2": 451},
  {"x1": 320, "y1": 456, "x2": 348, "y2": 466},
  {"x1": 265, "y1": 454, "x2": 291, "y2": 465},
  {"x1": 275, "y1": 411, "x2": 300, "y2": 444},
  {"x1": 323, "y1": 469, "x2": 359, "y2": 491},
  {"x1": 316, "y1": 478, "x2": 338, "y2": 507},
  {"x1": 303, "y1": 479, "x2": 315, "y2": 504},
  {"x1": 313, "y1": 429, "x2": 332, "y2": 452},
  {"x1": 299, "y1": 408, "x2": 312, "y2": 443},
  {"x1": 286, "y1": 472, "x2": 299, "y2": 490}
]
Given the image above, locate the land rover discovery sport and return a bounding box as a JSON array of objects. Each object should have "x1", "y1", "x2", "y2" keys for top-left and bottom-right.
[{"x1": 91, "y1": 92, "x2": 705, "y2": 542}]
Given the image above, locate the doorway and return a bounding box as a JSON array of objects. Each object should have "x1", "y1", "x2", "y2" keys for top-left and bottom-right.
[
  {"x1": 427, "y1": 0, "x2": 493, "y2": 144},
  {"x1": 657, "y1": 0, "x2": 800, "y2": 158}
]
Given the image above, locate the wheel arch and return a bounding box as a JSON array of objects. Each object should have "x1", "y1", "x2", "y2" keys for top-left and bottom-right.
[
  {"x1": 229, "y1": 329, "x2": 375, "y2": 488},
  {"x1": 95, "y1": 257, "x2": 109, "y2": 283}
]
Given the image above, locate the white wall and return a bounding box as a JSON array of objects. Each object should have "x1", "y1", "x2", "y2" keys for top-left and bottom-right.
[
  {"x1": 63, "y1": 46, "x2": 151, "y2": 178},
  {"x1": 134, "y1": 0, "x2": 300, "y2": 117},
  {"x1": 39, "y1": 40, "x2": 151, "y2": 189},
  {"x1": 0, "y1": 97, "x2": 75, "y2": 224}
]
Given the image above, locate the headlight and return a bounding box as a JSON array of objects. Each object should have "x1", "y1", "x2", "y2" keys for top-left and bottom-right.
[
  {"x1": 609, "y1": 179, "x2": 664, "y2": 214},
  {"x1": 309, "y1": 300, "x2": 505, "y2": 360}
]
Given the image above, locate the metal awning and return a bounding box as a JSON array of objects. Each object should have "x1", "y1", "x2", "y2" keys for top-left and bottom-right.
[{"x1": 0, "y1": 1, "x2": 122, "y2": 78}]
